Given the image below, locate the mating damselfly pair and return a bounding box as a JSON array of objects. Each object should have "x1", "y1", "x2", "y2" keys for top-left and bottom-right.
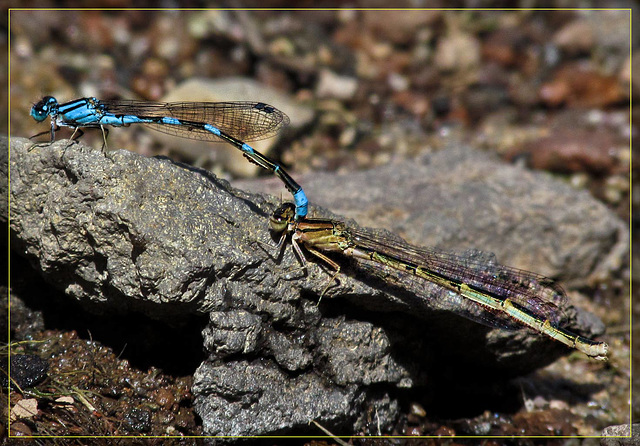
[{"x1": 30, "y1": 95, "x2": 608, "y2": 360}]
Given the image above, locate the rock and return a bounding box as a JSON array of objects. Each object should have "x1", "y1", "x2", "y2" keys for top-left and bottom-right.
[
  {"x1": 9, "y1": 136, "x2": 274, "y2": 318},
  {"x1": 434, "y1": 31, "x2": 481, "y2": 73},
  {"x1": 1, "y1": 354, "x2": 48, "y2": 389},
  {"x1": 601, "y1": 423, "x2": 640, "y2": 445},
  {"x1": 7, "y1": 136, "x2": 621, "y2": 436},
  {"x1": 315, "y1": 68, "x2": 359, "y2": 100}
]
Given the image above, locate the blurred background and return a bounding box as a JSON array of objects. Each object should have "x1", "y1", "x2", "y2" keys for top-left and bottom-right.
[{"x1": 8, "y1": 7, "x2": 632, "y2": 208}]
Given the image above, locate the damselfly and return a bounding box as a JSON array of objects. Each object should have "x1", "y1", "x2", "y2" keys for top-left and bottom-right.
[
  {"x1": 269, "y1": 202, "x2": 608, "y2": 360},
  {"x1": 30, "y1": 96, "x2": 308, "y2": 220}
]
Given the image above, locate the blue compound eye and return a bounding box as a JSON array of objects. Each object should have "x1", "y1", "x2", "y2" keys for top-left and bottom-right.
[
  {"x1": 30, "y1": 96, "x2": 58, "y2": 122},
  {"x1": 30, "y1": 105, "x2": 48, "y2": 121}
]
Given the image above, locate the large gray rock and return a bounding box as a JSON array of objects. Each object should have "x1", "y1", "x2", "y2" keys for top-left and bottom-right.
[
  {"x1": 7, "y1": 136, "x2": 625, "y2": 436},
  {"x1": 9, "y1": 136, "x2": 271, "y2": 317}
]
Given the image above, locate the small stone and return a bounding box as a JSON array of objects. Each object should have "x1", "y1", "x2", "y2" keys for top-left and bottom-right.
[
  {"x1": 553, "y1": 19, "x2": 595, "y2": 53},
  {"x1": 11, "y1": 398, "x2": 38, "y2": 421},
  {"x1": 434, "y1": 32, "x2": 481, "y2": 72},
  {"x1": 9, "y1": 421, "x2": 32, "y2": 436},
  {"x1": 316, "y1": 69, "x2": 358, "y2": 100}
]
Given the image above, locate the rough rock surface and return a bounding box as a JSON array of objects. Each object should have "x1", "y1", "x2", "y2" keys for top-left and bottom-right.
[{"x1": 7, "y1": 136, "x2": 625, "y2": 436}]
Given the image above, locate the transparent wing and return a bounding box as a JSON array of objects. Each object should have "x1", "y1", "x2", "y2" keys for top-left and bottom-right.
[
  {"x1": 348, "y1": 227, "x2": 568, "y2": 329},
  {"x1": 100, "y1": 100, "x2": 289, "y2": 142}
]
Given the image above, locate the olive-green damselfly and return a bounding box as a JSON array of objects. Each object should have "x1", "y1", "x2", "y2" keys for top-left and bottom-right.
[{"x1": 269, "y1": 202, "x2": 608, "y2": 360}]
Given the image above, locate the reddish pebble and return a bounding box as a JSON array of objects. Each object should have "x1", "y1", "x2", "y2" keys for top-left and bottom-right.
[
  {"x1": 434, "y1": 425, "x2": 456, "y2": 436},
  {"x1": 10, "y1": 421, "x2": 32, "y2": 436},
  {"x1": 154, "y1": 388, "x2": 175, "y2": 410},
  {"x1": 540, "y1": 65, "x2": 624, "y2": 108}
]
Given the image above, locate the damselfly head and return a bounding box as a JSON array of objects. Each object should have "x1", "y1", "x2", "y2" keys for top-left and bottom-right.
[
  {"x1": 30, "y1": 96, "x2": 58, "y2": 122},
  {"x1": 269, "y1": 202, "x2": 296, "y2": 233}
]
